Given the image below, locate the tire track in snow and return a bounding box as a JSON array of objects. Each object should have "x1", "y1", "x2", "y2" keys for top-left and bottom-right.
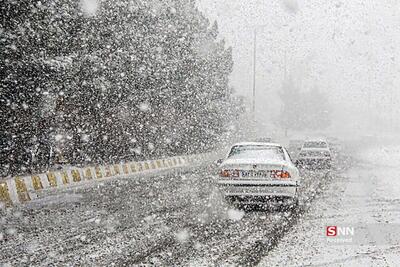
[{"x1": 1, "y1": 167, "x2": 208, "y2": 266}]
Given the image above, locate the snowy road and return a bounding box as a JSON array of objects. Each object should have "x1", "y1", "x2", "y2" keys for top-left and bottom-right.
[
  {"x1": 260, "y1": 145, "x2": 400, "y2": 267},
  {"x1": 1, "y1": 153, "x2": 347, "y2": 266}
]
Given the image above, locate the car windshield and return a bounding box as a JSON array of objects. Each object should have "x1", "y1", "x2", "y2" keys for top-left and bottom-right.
[
  {"x1": 228, "y1": 146, "x2": 285, "y2": 161},
  {"x1": 303, "y1": 141, "x2": 328, "y2": 148}
]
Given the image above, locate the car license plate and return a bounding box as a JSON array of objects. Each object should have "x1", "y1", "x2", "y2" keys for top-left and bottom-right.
[{"x1": 241, "y1": 170, "x2": 271, "y2": 178}]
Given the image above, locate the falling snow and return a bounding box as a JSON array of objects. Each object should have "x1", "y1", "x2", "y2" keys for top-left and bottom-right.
[{"x1": 1, "y1": 0, "x2": 400, "y2": 266}]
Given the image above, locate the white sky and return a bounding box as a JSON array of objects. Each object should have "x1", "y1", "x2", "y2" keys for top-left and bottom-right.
[{"x1": 197, "y1": 0, "x2": 400, "y2": 133}]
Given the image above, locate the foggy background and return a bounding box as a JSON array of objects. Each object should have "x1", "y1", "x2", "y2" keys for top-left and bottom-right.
[
  {"x1": 197, "y1": 0, "x2": 400, "y2": 137},
  {"x1": 2, "y1": 0, "x2": 399, "y2": 177}
]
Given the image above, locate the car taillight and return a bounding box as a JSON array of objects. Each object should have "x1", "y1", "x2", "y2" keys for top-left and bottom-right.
[
  {"x1": 220, "y1": 170, "x2": 230, "y2": 177},
  {"x1": 279, "y1": 171, "x2": 291, "y2": 179},
  {"x1": 271, "y1": 170, "x2": 291, "y2": 179},
  {"x1": 219, "y1": 169, "x2": 239, "y2": 177}
]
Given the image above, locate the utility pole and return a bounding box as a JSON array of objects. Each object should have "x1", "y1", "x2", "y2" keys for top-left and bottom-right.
[
  {"x1": 282, "y1": 50, "x2": 288, "y2": 137},
  {"x1": 284, "y1": 50, "x2": 287, "y2": 81},
  {"x1": 252, "y1": 28, "x2": 257, "y2": 117}
]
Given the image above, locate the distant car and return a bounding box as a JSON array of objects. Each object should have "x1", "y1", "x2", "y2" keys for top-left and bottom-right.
[
  {"x1": 216, "y1": 142, "x2": 300, "y2": 208},
  {"x1": 296, "y1": 139, "x2": 332, "y2": 169}
]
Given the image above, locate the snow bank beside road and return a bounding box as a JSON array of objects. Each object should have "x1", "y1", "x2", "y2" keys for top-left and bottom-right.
[
  {"x1": 361, "y1": 145, "x2": 400, "y2": 168},
  {"x1": 358, "y1": 145, "x2": 400, "y2": 200}
]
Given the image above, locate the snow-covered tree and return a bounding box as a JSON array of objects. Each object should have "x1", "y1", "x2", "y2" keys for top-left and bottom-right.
[{"x1": 0, "y1": 0, "x2": 235, "y2": 175}]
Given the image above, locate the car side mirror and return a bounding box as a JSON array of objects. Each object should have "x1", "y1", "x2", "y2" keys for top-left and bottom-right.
[{"x1": 215, "y1": 159, "x2": 223, "y2": 166}]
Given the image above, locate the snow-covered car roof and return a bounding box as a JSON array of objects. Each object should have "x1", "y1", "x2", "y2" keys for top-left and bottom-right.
[
  {"x1": 304, "y1": 138, "x2": 328, "y2": 142},
  {"x1": 300, "y1": 147, "x2": 330, "y2": 152},
  {"x1": 231, "y1": 142, "x2": 282, "y2": 147}
]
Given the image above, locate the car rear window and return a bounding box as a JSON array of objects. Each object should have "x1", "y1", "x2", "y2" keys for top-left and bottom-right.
[
  {"x1": 228, "y1": 145, "x2": 285, "y2": 160},
  {"x1": 303, "y1": 141, "x2": 328, "y2": 148},
  {"x1": 300, "y1": 150, "x2": 330, "y2": 157}
]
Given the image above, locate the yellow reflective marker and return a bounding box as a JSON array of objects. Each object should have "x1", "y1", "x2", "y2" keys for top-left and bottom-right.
[
  {"x1": 61, "y1": 171, "x2": 69, "y2": 184},
  {"x1": 95, "y1": 166, "x2": 103, "y2": 179},
  {"x1": 15, "y1": 177, "x2": 31, "y2": 202},
  {"x1": 32, "y1": 175, "x2": 43, "y2": 190},
  {"x1": 84, "y1": 168, "x2": 92, "y2": 180},
  {"x1": 0, "y1": 182, "x2": 12, "y2": 206},
  {"x1": 47, "y1": 172, "x2": 57, "y2": 187},
  {"x1": 144, "y1": 162, "x2": 150, "y2": 170},
  {"x1": 123, "y1": 164, "x2": 129, "y2": 174},
  {"x1": 105, "y1": 166, "x2": 112, "y2": 177},
  {"x1": 150, "y1": 161, "x2": 156, "y2": 169},
  {"x1": 71, "y1": 170, "x2": 81, "y2": 182},
  {"x1": 137, "y1": 163, "x2": 143, "y2": 172},
  {"x1": 156, "y1": 160, "x2": 162, "y2": 168},
  {"x1": 130, "y1": 163, "x2": 137, "y2": 173},
  {"x1": 113, "y1": 165, "x2": 121, "y2": 175}
]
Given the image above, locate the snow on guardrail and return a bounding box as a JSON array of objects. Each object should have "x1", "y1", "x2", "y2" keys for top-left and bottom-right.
[{"x1": 0, "y1": 153, "x2": 215, "y2": 207}]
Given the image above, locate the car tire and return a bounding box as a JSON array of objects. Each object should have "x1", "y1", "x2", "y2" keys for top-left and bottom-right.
[{"x1": 274, "y1": 196, "x2": 298, "y2": 212}]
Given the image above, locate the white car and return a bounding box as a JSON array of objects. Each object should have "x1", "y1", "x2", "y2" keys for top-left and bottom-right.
[
  {"x1": 296, "y1": 139, "x2": 332, "y2": 169},
  {"x1": 216, "y1": 142, "x2": 300, "y2": 207}
]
